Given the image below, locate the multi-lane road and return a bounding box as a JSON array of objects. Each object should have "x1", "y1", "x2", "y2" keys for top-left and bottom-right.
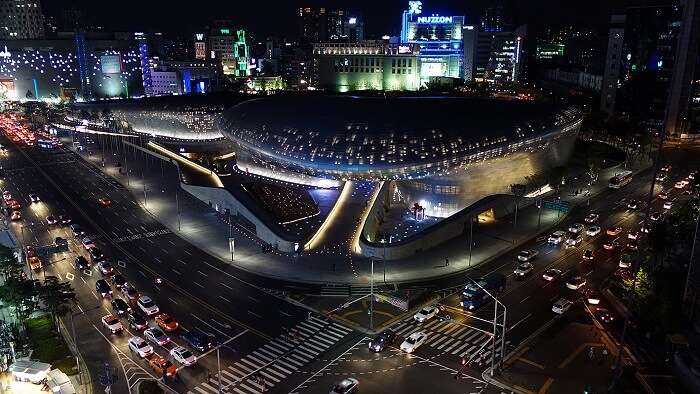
[{"x1": 1, "y1": 121, "x2": 696, "y2": 394}]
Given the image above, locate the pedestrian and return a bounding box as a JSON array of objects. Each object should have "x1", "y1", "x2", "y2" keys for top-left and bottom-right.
[{"x1": 588, "y1": 346, "x2": 595, "y2": 361}]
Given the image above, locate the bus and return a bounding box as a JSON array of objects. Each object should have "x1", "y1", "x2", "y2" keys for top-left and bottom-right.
[{"x1": 609, "y1": 170, "x2": 633, "y2": 189}]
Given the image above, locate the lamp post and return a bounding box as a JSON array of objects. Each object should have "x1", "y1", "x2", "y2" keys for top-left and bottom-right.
[
  {"x1": 469, "y1": 278, "x2": 507, "y2": 375},
  {"x1": 468, "y1": 217, "x2": 474, "y2": 267},
  {"x1": 369, "y1": 258, "x2": 374, "y2": 330}
]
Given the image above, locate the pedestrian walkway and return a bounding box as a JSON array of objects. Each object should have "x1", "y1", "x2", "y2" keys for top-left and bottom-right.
[
  {"x1": 186, "y1": 316, "x2": 353, "y2": 394},
  {"x1": 391, "y1": 316, "x2": 510, "y2": 365}
]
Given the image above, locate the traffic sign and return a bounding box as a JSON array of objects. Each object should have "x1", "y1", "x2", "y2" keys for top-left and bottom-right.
[{"x1": 542, "y1": 199, "x2": 571, "y2": 213}]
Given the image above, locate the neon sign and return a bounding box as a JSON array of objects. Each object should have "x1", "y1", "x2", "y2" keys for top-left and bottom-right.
[
  {"x1": 195, "y1": 33, "x2": 204, "y2": 41},
  {"x1": 417, "y1": 16, "x2": 453, "y2": 24},
  {"x1": 408, "y1": 1, "x2": 422, "y2": 15}
]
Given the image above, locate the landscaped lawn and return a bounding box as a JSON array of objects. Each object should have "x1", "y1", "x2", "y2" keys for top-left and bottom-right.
[{"x1": 26, "y1": 315, "x2": 77, "y2": 375}]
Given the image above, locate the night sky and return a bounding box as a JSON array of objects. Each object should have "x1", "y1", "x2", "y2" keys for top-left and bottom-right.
[{"x1": 48, "y1": 0, "x2": 634, "y2": 39}]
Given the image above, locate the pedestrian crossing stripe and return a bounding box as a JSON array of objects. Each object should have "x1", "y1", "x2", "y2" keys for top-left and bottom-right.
[{"x1": 187, "y1": 317, "x2": 353, "y2": 394}]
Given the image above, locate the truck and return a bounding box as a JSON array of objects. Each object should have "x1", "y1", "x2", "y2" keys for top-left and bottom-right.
[{"x1": 460, "y1": 272, "x2": 507, "y2": 310}]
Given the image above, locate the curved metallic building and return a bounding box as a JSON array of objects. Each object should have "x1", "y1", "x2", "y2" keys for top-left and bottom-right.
[{"x1": 220, "y1": 96, "x2": 582, "y2": 217}]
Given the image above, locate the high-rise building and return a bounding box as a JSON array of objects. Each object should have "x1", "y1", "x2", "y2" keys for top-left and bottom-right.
[
  {"x1": 298, "y1": 7, "x2": 347, "y2": 44},
  {"x1": 600, "y1": 15, "x2": 626, "y2": 114},
  {"x1": 480, "y1": 4, "x2": 508, "y2": 33},
  {"x1": 194, "y1": 32, "x2": 207, "y2": 60},
  {"x1": 344, "y1": 15, "x2": 364, "y2": 42},
  {"x1": 463, "y1": 24, "x2": 527, "y2": 83},
  {"x1": 400, "y1": 1, "x2": 465, "y2": 82},
  {"x1": 0, "y1": 0, "x2": 44, "y2": 39},
  {"x1": 208, "y1": 22, "x2": 249, "y2": 76}
]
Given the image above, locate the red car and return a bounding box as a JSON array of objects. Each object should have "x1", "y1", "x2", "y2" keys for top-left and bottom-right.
[
  {"x1": 98, "y1": 198, "x2": 112, "y2": 207},
  {"x1": 155, "y1": 313, "x2": 179, "y2": 332}
]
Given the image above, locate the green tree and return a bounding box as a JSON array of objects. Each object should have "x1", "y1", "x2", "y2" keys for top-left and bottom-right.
[
  {"x1": 0, "y1": 245, "x2": 22, "y2": 280},
  {"x1": 38, "y1": 276, "x2": 76, "y2": 328},
  {"x1": 0, "y1": 277, "x2": 40, "y2": 328}
]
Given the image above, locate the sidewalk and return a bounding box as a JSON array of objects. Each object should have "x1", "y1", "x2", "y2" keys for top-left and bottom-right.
[{"x1": 68, "y1": 134, "x2": 650, "y2": 286}]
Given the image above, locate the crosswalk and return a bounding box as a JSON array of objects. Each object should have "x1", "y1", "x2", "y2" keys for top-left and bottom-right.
[
  {"x1": 187, "y1": 316, "x2": 353, "y2": 394},
  {"x1": 391, "y1": 316, "x2": 510, "y2": 364}
]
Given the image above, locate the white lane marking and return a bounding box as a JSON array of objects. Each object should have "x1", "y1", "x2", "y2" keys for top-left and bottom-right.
[{"x1": 248, "y1": 310, "x2": 261, "y2": 318}]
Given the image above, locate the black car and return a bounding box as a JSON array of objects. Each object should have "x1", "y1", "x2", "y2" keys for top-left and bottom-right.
[
  {"x1": 89, "y1": 247, "x2": 105, "y2": 262},
  {"x1": 111, "y1": 274, "x2": 127, "y2": 288},
  {"x1": 368, "y1": 330, "x2": 396, "y2": 352},
  {"x1": 111, "y1": 298, "x2": 131, "y2": 316},
  {"x1": 181, "y1": 331, "x2": 217, "y2": 352},
  {"x1": 69, "y1": 224, "x2": 85, "y2": 236},
  {"x1": 96, "y1": 279, "x2": 112, "y2": 297},
  {"x1": 75, "y1": 256, "x2": 90, "y2": 270},
  {"x1": 127, "y1": 312, "x2": 148, "y2": 330},
  {"x1": 59, "y1": 215, "x2": 72, "y2": 224}
]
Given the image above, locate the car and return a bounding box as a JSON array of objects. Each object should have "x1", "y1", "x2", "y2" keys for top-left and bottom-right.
[
  {"x1": 517, "y1": 249, "x2": 539, "y2": 262},
  {"x1": 10, "y1": 211, "x2": 21, "y2": 221},
  {"x1": 568, "y1": 223, "x2": 585, "y2": 233},
  {"x1": 368, "y1": 330, "x2": 396, "y2": 352},
  {"x1": 28, "y1": 255, "x2": 41, "y2": 270},
  {"x1": 45, "y1": 215, "x2": 57, "y2": 225},
  {"x1": 101, "y1": 314, "x2": 123, "y2": 334},
  {"x1": 627, "y1": 200, "x2": 639, "y2": 209},
  {"x1": 585, "y1": 290, "x2": 602, "y2": 305},
  {"x1": 685, "y1": 188, "x2": 695, "y2": 195},
  {"x1": 628, "y1": 231, "x2": 640, "y2": 240},
  {"x1": 170, "y1": 346, "x2": 197, "y2": 366},
  {"x1": 584, "y1": 213, "x2": 599, "y2": 223},
  {"x1": 565, "y1": 233, "x2": 583, "y2": 248},
  {"x1": 59, "y1": 215, "x2": 71, "y2": 224},
  {"x1": 650, "y1": 211, "x2": 662, "y2": 221},
  {"x1": 81, "y1": 236, "x2": 96, "y2": 250},
  {"x1": 400, "y1": 331, "x2": 427, "y2": 353},
  {"x1": 137, "y1": 296, "x2": 160, "y2": 316},
  {"x1": 69, "y1": 224, "x2": 85, "y2": 236},
  {"x1": 658, "y1": 191, "x2": 668, "y2": 200},
  {"x1": 2, "y1": 191, "x2": 10, "y2": 199},
  {"x1": 88, "y1": 247, "x2": 104, "y2": 262},
  {"x1": 75, "y1": 256, "x2": 90, "y2": 270},
  {"x1": 145, "y1": 327, "x2": 171, "y2": 346},
  {"x1": 413, "y1": 305, "x2": 440, "y2": 323},
  {"x1": 675, "y1": 181, "x2": 685, "y2": 189},
  {"x1": 641, "y1": 225, "x2": 650, "y2": 233},
  {"x1": 98, "y1": 260, "x2": 114, "y2": 276},
  {"x1": 181, "y1": 331, "x2": 217, "y2": 352},
  {"x1": 606, "y1": 226, "x2": 623, "y2": 236},
  {"x1": 627, "y1": 239, "x2": 639, "y2": 251},
  {"x1": 619, "y1": 254, "x2": 633, "y2": 269},
  {"x1": 586, "y1": 226, "x2": 601, "y2": 236},
  {"x1": 111, "y1": 298, "x2": 131, "y2": 316},
  {"x1": 121, "y1": 285, "x2": 140, "y2": 303},
  {"x1": 111, "y1": 274, "x2": 127, "y2": 289},
  {"x1": 98, "y1": 198, "x2": 112, "y2": 207},
  {"x1": 552, "y1": 298, "x2": 573, "y2": 314},
  {"x1": 548, "y1": 231, "x2": 568, "y2": 245},
  {"x1": 330, "y1": 377, "x2": 359, "y2": 394},
  {"x1": 661, "y1": 165, "x2": 672, "y2": 172},
  {"x1": 128, "y1": 336, "x2": 153, "y2": 358},
  {"x1": 682, "y1": 179, "x2": 690, "y2": 187},
  {"x1": 566, "y1": 276, "x2": 587, "y2": 290},
  {"x1": 663, "y1": 201, "x2": 673, "y2": 210},
  {"x1": 96, "y1": 279, "x2": 112, "y2": 297},
  {"x1": 542, "y1": 268, "x2": 562, "y2": 281},
  {"x1": 655, "y1": 173, "x2": 667, "y2": 182},
  {"x1": 155, "y1": 313, "x2": 179, "y2": 332},
  {"x1": 513, "y1": 262, "x2": 534, "y2": 278},
  {"x1": 595, "y1": 307, "x2": 615, "y2": 323},
  {"x1": 690, "y1": 171, "x2": 698, "y2": 180},
  {"x1": 582, "y1": 249, "x2": 594, "y2": 261},
  {"x1": 7, "y1": 200, "x2": 20, "y2": 210},
  {"x1": 28, "y1": 194, "x2": 39, "y2": 203},
  {"x1": 146, "y1": 354, "x2": 177, "y2": 377},
  {"x1": 603, "y1": 239, "x2": 619, "y2": 250},
  {"x1": 127, "y1": 312, "x2": 149, "y2": 330}
]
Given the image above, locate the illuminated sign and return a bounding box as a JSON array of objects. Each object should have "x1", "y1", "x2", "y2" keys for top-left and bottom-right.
[
  {"x1": 0, "y1": 46, "x2": 10, "y2": 58},
  {"x1": 408, "y1": 1, "x2": 422, "y2": 14},
  {"x1": 100, "y1": 54, "x2": 123, "y2": 74},
  {"x1": 195, "y1": 42, "x2": 206, "y2": 59},
  {"x1": 398, "y1": 45, "x2": 412, "y2": 54},
  {"x1": 417, "y1": 16, "x2": 453, "y2": 24},
  {"x1": 220, "y1": 28, "x2": 230, "y2": 34},
  {"x1": 195, "y1": 33, "x2": 204, "y2": 41},
  {"x1": 348, "y1": 17, "x2": 357, "y2": 24}
]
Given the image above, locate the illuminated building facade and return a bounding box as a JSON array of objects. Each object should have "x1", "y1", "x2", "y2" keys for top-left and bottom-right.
[
  {"x1": 220, "y1": 96, "x2": 582, "y2": 217},
  {"x1": 208, "y1": 25, "x2": 250, "y2": 76},
  {"x1": 464, "y1": 24, "x2": 527, "y2": 83},
  {"x1": 400, "y1": 1, "x2": 465, "y2": 82},
  {"x1": 313, "y1": 41, "x2": 420, "y2": 92},
  {"x1": 0, "y1": 37, "x2": 144, "y2": 100},
  {"x1": 0, "y1": 0, "x2": 44, "y2": 40}
]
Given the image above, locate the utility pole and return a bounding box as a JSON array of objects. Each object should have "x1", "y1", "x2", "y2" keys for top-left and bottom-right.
[
  {"x1": 469, "y1": 278, "x2": 507, "y2": 375},
  {"x1": 175, "y1": 189, "x2": 181, "y2": 231},
  {"x1": 216, "y1": 347, "x2": 222, "y2": 393},
  {"x1": 468, "y1": 217, "x2": 474, "y2": 267},
  {"x1": 370, "y1": 258, "x2": 374, "y2": 330}
]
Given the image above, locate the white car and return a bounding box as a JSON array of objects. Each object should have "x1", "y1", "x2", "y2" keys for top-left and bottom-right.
[
  {"x1": 513, "y1": 262, "x2": 534, "y2": 277},
  {"x1": 650, "y1": 212, "x2": 661, "y2": 221},
  {"x1": 81, "y1": 236, "x2": 96, "y2": 250},
  {"x1": 584, "y1": 213, "x2": 599, "y2": 223},
  {"x1": 170, "y1": 346, "x2": 197, "y2": 366},
  {"x1": 400, "y1": 331, "x2": 427, "y2": 353},
  {"x1": 128, "y1": 336, "x2": 153, "y2": 358},
  {"x1": 586, "y1": 226, "x2": 601, "y2": 237},
  {"x1": 566, "y1": 276, "x2": 587, "y2": 290},
  {"x1": 517, "y1": 249, "x2": 539, "y2": 262},
  {"x1": 46, "y1": 215, "x2": 58, "y2": 225},
  {"x1": 28, "y1": 194, "x2": 40, "y2": 203},
  {"x1": 101, "y1": 314, "x2": 123, "y2": 334},
  {"x1": 548, "y1": 231, "x2": 567, "y2": 245},
  {"x1": 542, "y1": 268, "x2": 562, "y2": 281},
  {"x1": 564, "y1": 233, "x2": 583, "y2": 248},
  {"x1": 663, "y1": 201, "x2": 673, "y2": 210},
  {"x1": 675, "y1": 181, "x2": 685, "y2": 189},
  {"x1": 413, "y1": 306, "x2": 439, "y2": 323},
  {"x1": 658, "y1": 191, "x2": 668, "y2": 200},
  {"x1": 552, "y1": 298, "x2": 573, "y2": 314},
  {"x1": 568, "y1": 223, "x2": 585, "y2": 234},
  {"x1": 144, "y1": 327, "x2": 171, "y2": 347},
  {"x1": 655, "y1": 173, "x2": 667, "y2": 182},
  {"x1": 137, "y1": 296, "x2": 160, "y2": 316},
  {"x1": 627, "y1": 231, "x2": 639, "y2": 240},
  {"x1": 619, "y1": 255, "x2": 633, "y2": 269}
]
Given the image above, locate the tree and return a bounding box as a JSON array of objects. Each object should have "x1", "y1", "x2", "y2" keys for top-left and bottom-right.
[
  {"x1": 648, "y1": 221, "x2": 669, "y2": 267},
  {"x1": 545, "y1": 166, "x2": 566, "y2": 192},
  {"x1": 0, "y1": 245, "x2": 22, "y2": 280},
  {"x1": 510, "y1": 183, "x2": 527, "y2": 228},
  {"x1": 38, "y1": 276, "x2": 76, "y2": 328},
  {"x1": 0, "y1": 277, "x2": 40, "y2": 329}
]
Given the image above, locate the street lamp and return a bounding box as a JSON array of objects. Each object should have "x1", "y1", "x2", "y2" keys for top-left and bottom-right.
[{"x1": 468, "y1": 278, "x2": 507, "y2": 375}]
